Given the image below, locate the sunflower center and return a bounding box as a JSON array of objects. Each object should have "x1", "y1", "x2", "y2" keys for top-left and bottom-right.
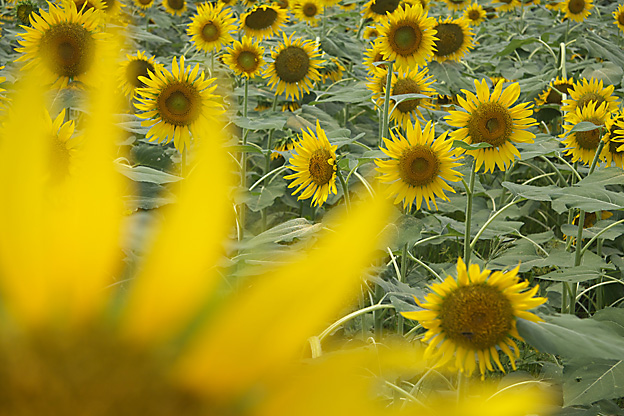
[
  {"x1": 157, "y1": 82, "x2": 201, "y2": 126},
  {"x1": 575, "y1": 118, "x2": 602, "y2": 150},
  {"x1": 308, "y1": 149, "x2": 334, "y2": 185},
  {"x1": 434, "y1": 23, "x2": 464, "y2": 57},
  {"x1": 398, "y1": 145, "x2": 440, "y2": 186},
  {"x1": 237, "y1": 51, "x2": 259, "y2": 72},
  {"x1": 392, "y1": 24, "x2": 422, "y2": 55},
  {"x1": 608, "y1": 117, "x2": 624, "y2": 152},
  {"x1": 201, "y1": 22, "x2": 220, "y2": 42},
  {"x1": 618, "y1": 12, "x2": 624, "y2": 26},
  {"x1": 39, "y1": 22, "x2": 95, "y2": 79},
  {"x1": 168, "y1": 0, "x2": 184, "y2": 10},
  {"x1": 245, "y1": 7, "x2": 278, "y2": 30},
  {"x1": 126, "y1": 59, "x2": 154, "y2": 88},
  {"x1": 468, "y1": 10, "x2": 480, "y2": 20},
  {"x1": 545, "y1": 89, "x2": 562, "y2": 104},
  {"x1": 370, "y1": 0, "x2": 400, "y2": 15},
  {"x1": 468, "y1": 102, "x2": 513, "y2": 148},
  {"x1": 577, "y1": 92, "x2": 604, "y2": 110},
  {"x1": 138, "y1": 0, "x2": 152, "y2": 5},
  {"x1": 0, "y1": 328, "x2": 210, "y2": 414},
  {"x1": 568, "y1": 0, "x2": 584, "y2": 14},
  {"x1": 274, "y1": 46, "x2": 310, "y2": 83},
  {"x1": 302, "y1": 2, "x2": 318, "y2": 17},
  {"x1": 438, "y1": 283, "x2": 514, "y2": 351},
  {"x1": 554, "y1": 82, "x2": 573, "y2": 95},
  {"x1": 392, "y1": 78, "x2": 422, "y2": 113}
]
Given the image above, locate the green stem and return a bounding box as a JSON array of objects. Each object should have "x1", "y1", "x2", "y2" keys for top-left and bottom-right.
[
  {"x1": 470, "y1": 199, "x2": 522, "y2": 250},
  {"x1": 580, "y1": 218, "x2": 624, "y2": 257},
  {"x1": 379, "y1": 61, "x2": 394, "y2": 147},
  {"x1": 336, "y1": 167, "x2": 351, "y2": 211},
  {"x1": 318, "y1": 303, "x2": 394, "y2": 342},
  {"x1": 239, "y1": 78, "x2": 249, "y2": 238},
  {"x1": 463, "y1": 159, "x2": 476, "y2": 264}
]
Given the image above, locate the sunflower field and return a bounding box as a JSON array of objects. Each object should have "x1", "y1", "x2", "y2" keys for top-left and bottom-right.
[{"x1": 3, "y1": 0, "x2": 624, "y2": 413}]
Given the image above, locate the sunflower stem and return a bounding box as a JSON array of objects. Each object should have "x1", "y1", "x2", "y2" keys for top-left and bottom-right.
[
  {"x1": 463, "y1": 159, "x2": 476, "y2": 265},
  {"x1": 239, "y1": 77, "x2": 249, "y2": 239},
  {"x1": 379, "y1": 61, "x2": 394, "y2": 148},
  {"x1": 318, "y1": 303, "x2": 395, "y2": 343},
  {"x1": 398, "y1": 242, "x2": 409, "y2": 335},
  {"x1": 261, "y1": 95, "x2": 280, "y2": 231},
  {"x1": 336, "y1": 167, "x2": 351, "y2": 211}
]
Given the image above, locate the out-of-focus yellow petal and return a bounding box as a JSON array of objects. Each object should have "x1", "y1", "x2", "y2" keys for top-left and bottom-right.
[
  {"x1": 175, "y1": 194, "x2": 394, "y2": 399},
  {"x1": 121, "y1": 122, "x2": 234, "y2": 345}
]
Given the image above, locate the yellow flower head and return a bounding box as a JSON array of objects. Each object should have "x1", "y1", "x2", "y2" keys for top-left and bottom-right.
[
  {"x1": 134, "y1": 56, "x2": 223, "y2": 152},
  {"x1": 442, "y1": 0, "x2": 469, "y2": 11},
  {"x1": 163, "y1": 0, "x2": 186, "y2": 15},
  {"x1": 240, "y1": 4, "x2": 288, "y2": 40},
  {"x1": 363, "y1": 25, "x2": 381, "y2": 40},
  {"x1": 463, "y1": 3, "x2": 486, "y2": 25},
  {"x1": 557, "y1": 0, "x2": 593, "y2": 22},
  {"x1": 562, "y1": 77, "x2": 619, "y2": 117},
  {"x1": 292, "y1": 0, "x2": 324, "y2": 25},
  {"x1": 319, "y1": 56, "x2": 346, "y2": 83},
  {"x1": 187, "y1": 2, "x2": 236, "y2": 53},
  {"x1": 362, "y1": 0, "x2": 401, "y2": 22},
  {"x1": 495, "y1": 0, "x2": 521, "y2": 11},
  {"x1": 15, "y1": 1, "x2": 105, "y2": 89},
  {"x1": 363, "y1": 39, "x2": 388, "y2": 75},
  {"x1": 284, "y1": 120, "x2": 338, "y2": 207},
  {"x1": 431, "y1": 16, "x2": 474, "y2": 62},
  {"x1": 222, "y1": 36, "x2": 265, "y2": 78},
  {"x1": 560, "y1": 101, "x2": 610, "y2": 165},
  {"x1": 133, "y1": 0, "x2": 154, "y2": 10},
  {"x1": 614, "y1": 4, "x2": 624, "y2": 32},
  {"x1": 264, "y1": 32, "x2": 324, "y2": 100},
  {"x1": 385, "y1": 66, "x2": 436, "y2": 128},
  {"x1": 117, "y1": 50, "x2": 162, "y2": 98},
  {"x1": 535, "y1": 76, "x2": 574, "y2": 106},
  {"x1": 402, "y1": 258, "x2": 546, "y2": 379},
  {"x1": 378, "y1": 3, "x2": 438, "y2": 70},
  {"x1": 375, "y1": 120, "x2": 463, "y2": 210},
  {"x1": 446, "y1": 78, "x2": 537, "y2": 173}
]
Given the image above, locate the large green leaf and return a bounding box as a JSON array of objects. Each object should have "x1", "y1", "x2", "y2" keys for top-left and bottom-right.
[
  {"x1": 502, "y1": 182, "x2": 559, "y2": 201},
  {"x1": 246, "y1": 178, "x2": 287, "y2": 212},
  {"x1": 115, "y1": 163, "x2": 182, "y2": 184},
  {"x1": 563, "y1": 359, "x2": 624, "y2": 406}
]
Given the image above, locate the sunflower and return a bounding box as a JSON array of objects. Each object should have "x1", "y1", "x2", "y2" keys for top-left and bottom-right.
[
  {"x1": 284, "y1": 121, "x2": 337, "y2": 207},
  {"x1": 15, "y1": 2, "x2": 104, "y2": 89},
  {"x1": 134, "y1": 56, "x2": 223, "y2": 152},
  {"x1": 339, "y1": 0, "x2": 357, "y2": 10},
  {"x1": 292, "y1": 0, "x2": 324, "y2": 25},
  {"x1": 401, "y1": 0, "x2": 428, "y2": 11},
  {"x1": 187, "y1": 3, "x2": 236, "y2": 53},
  {"x1": 363, "y1": 39, "x2": 388, "y2": 74},
  {"x1": 386, "y1": 66, "x2": 436, "y2": 128},
  {"x1": 378, "y1": 3, "x2": 438, "y2": 70},
  {"x1": 101, "y1": 0, "x2": 125, "y2": 16},
  {"x1": 65, "y1": 0, "x2": 107, "y2": 14},
  {"x1": 222, "y1": 36, "x2": 265, "y2": 78},
  {"x1": 319, "y1": 56, "x2": 346, "y2": 83},
  {"x1": 463, "y1": 3, "x2": 486, "y2": 25},
  {"x1": 442, "y1": 0, "x2": 469, "y2": 11},
  {"x1": 446, "y1": 79, "x2": 537, "y2": 173},
  {"x1": 134, "y1": 0, "x2": 154, "y2": 10},
  {"x1": 431, "y1": 16, "x2": 474, "y2": 62},
  {"x1": 572, "y1": 211, "x2": 613, "y2": 229},
  {"x1": 240, "y1": 4, "x2": 288, "y2": 40},
  {"x1": 264, "y1": 32, "x2": 324, "y2": 100},
  {"x1": 435, "y1": 93, "x2": 458, "y2": 109},
  {"x1": 375, "y1": 120, "x2": 462, "y2": 211},
  {"x1": 366, "y1": 67, "x2": 388, "y2": 101},
  {"x1": 557, "y1": 0, "x2": 592, "y2": 22},
  {"x1": 15, "y1": 0, "x2": 36, "y2": 25},
  {"x1": 495, "y1": 0, "x2": 520, "y2": 11},
  {"x1": 560, "y1": 101, "x2": 610, "y2": 165},
  {"x1": 117, "y1": 50, "x2": 162, "y2": 98},
  {"x1": 614, "y1": 4, "x2": 624, "y2": 32},
  {"x1": 45, "y1": 108, "x2": 80, "y2": 182},
  {"x1": 535, "y1": 76, "x2": 574, "y2": 106},
  {"x1": 163, "y1": 0, "x2": 186, "y2": 16},
  {"x1": 363, "y1": 0, "x2": 402, "y2": 22},
  {"x1": 562, "y1": 78, "x2": 619, "y2": 117},
  {"x1": 402, "y1": 258, "x2": 546, "y2": 379},
  {"x1": 363, "y1": 26, "x2": 381, "y2": 40},
  {"x1": 271, "y1": 135, "x2": 299, "y2": 160}
]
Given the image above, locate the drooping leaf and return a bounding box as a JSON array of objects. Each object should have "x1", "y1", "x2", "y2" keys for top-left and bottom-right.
[{"x1": 563, "y1": 359, "x2": 624, "y2": 406}]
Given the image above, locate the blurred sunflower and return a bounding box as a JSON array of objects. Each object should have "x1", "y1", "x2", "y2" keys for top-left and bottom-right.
[
  {"x1": 378, "y1": 3, "x2": 438, "y2": 70},
  {"x1": 386, "y1": 66, "x2": 436, "y2": 128},
  {"x1": 339, "y1": 0, "x2": 357, "y2": 10},
  {"x1": 363, "y1": 0, "x2": 401, "y2": 22},
  {"x1": 15, "y1": 2, "x2": 104, "y2": 89},
  {"x1": 431, "y1": 16, "x2": 474, "y2": 62},
  {"x1": 557, "y1": 0, "x2": 592, "y2": 21},
  {"x1": 495, "y1": 0, "x2": 520, "y2": 11},
  {"x1": 446, "y1": 79, "x2": 537, "y2": 173},
  {"x1": 572, "y1": 211, "x2": 613, "y2": 229},
  {"x1": 240, "y1": 4, "x2": 287, "y2": 40},
  {"x1": 442, "y1": 0, "x2": 469, "y2": 11},
  {"x1": 133, "y1": 0, "x2": 154, "y2": 10},
  {"x1": 402, "y1": 0, "x2": 428, "y2": 10},
  {"x1": 284, "y1": 120, "x2": 337, "y2": 207},
  {"x1": 535, "y1": 76, "x2": 574, "y2": 106},
  {"x1": 163, "y1": 0, "x2": 186, "y2": 16},
  {"x1": 363, "y1": 39, "x2": 388, "y2": 74},
  {"x1": 101, "y1": 0, "x2": 124, "y2": 16},
  {"x1": 45, "y1": 108, "x2": 80, "y2": 182},
  {"x1": 562, "y1": 78, "x2": 618, "y2": 117},
  {"x1": 292, "y1": 0, "x2": 323, "y2": 25},
  {"x1": 282, "y1": 101, "x2": 301, "y2": 112},
  {"x1": 271, "y1": 135, "x2": 299, "y2": 160},
  {"x1": 463, "y1": 3, "x2": 486, "y2": 25},
  {"x1": 560, "y1": 101, "x2": 609, "y2": 165},
  {"x1": 614, "y1": 4, "x2": 624, "y2": 32},
  {"x1": 363, "y1": 26, "x2": 381, "y2": 40},
  {"x1": 402, "y1": 258, "x2": 546, "y2": 379},
  {"x1": 117, "y1": 50, "x2": 162, "y2": 98},
  {"x1": 489, "y1": 75, "x2": 512, "y2": 85},
  {"x1": 15, "y1": 0, "x2": 36, "y2": 25},
  {"x1": 375, "y1": 120, "x2": 462, "y2": 211},
  {"x1": 264, "y1": 33, "x2": 323, "y2": 100},
  {"x1": 319, "y1": 56, "x2": 346, "y2": 83},
  {"x1": 187, "y1": 2, "x2": 236, "y2": 53},
  {"x1": 435, "y1": 93, "x2": 458, "y2": 109},
  {"x1": 134, "y1": 56, "x2": 223, "y2": 152},
  {"x1": 65, "y1": 0, "x2": 107, "y2": 14},
  {"x1": 223, "y1": 36, "x2": 265, "y2": 78}
]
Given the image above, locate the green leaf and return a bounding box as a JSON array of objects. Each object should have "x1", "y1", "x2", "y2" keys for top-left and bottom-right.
[
  {"x1": 246, "y1": 179, "x2": 286, "y2": 212},
  {"x1": 452, "y1": 140, "x2": 492, "y2": 150},
  {"x1": 551, "y1": 187, "x2": 624, "y2": 214},
  {"x1": 494, "y1": 37, "x2": 538, "y2": 57},
  {"x1": 567, "y1": 121, "x2": 602, "y2": 134},
  {"x1": 394, "y1": 214, "x2": 423, "y2": 248},
  {"x1": 389, "y1": 295, "x2": 418, "y2": 313},
  {"x1": 563, "y1": 359, "x2": 624, "y2": 406},
  {"x1": 537, "y1": 265, "x2": 608, "y2": 283},
  {"x1": 581, "y1": 63, "x2": 624, "y2": 86},
  {"x1": 233, "y1": 115, "x2": 288, "y2": 130},
  {"x1": 502, "y1": 182, "x2": 558, "y2": 201},
  {"x1": 226, "y1": 145, "x2": 263, "y2": 154},
  {"x1": 115, "y1": 163, "x2": 182, "y2": 184},
  {"x1": 577, "y1": 168, "x2": 624, "y2": 187},
  {"x1": 244, "y1": 218, "x2": 321, "y2": 247},
  {"x1": 517, "y1": 314, "x2": 624, "y2": 361}
]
